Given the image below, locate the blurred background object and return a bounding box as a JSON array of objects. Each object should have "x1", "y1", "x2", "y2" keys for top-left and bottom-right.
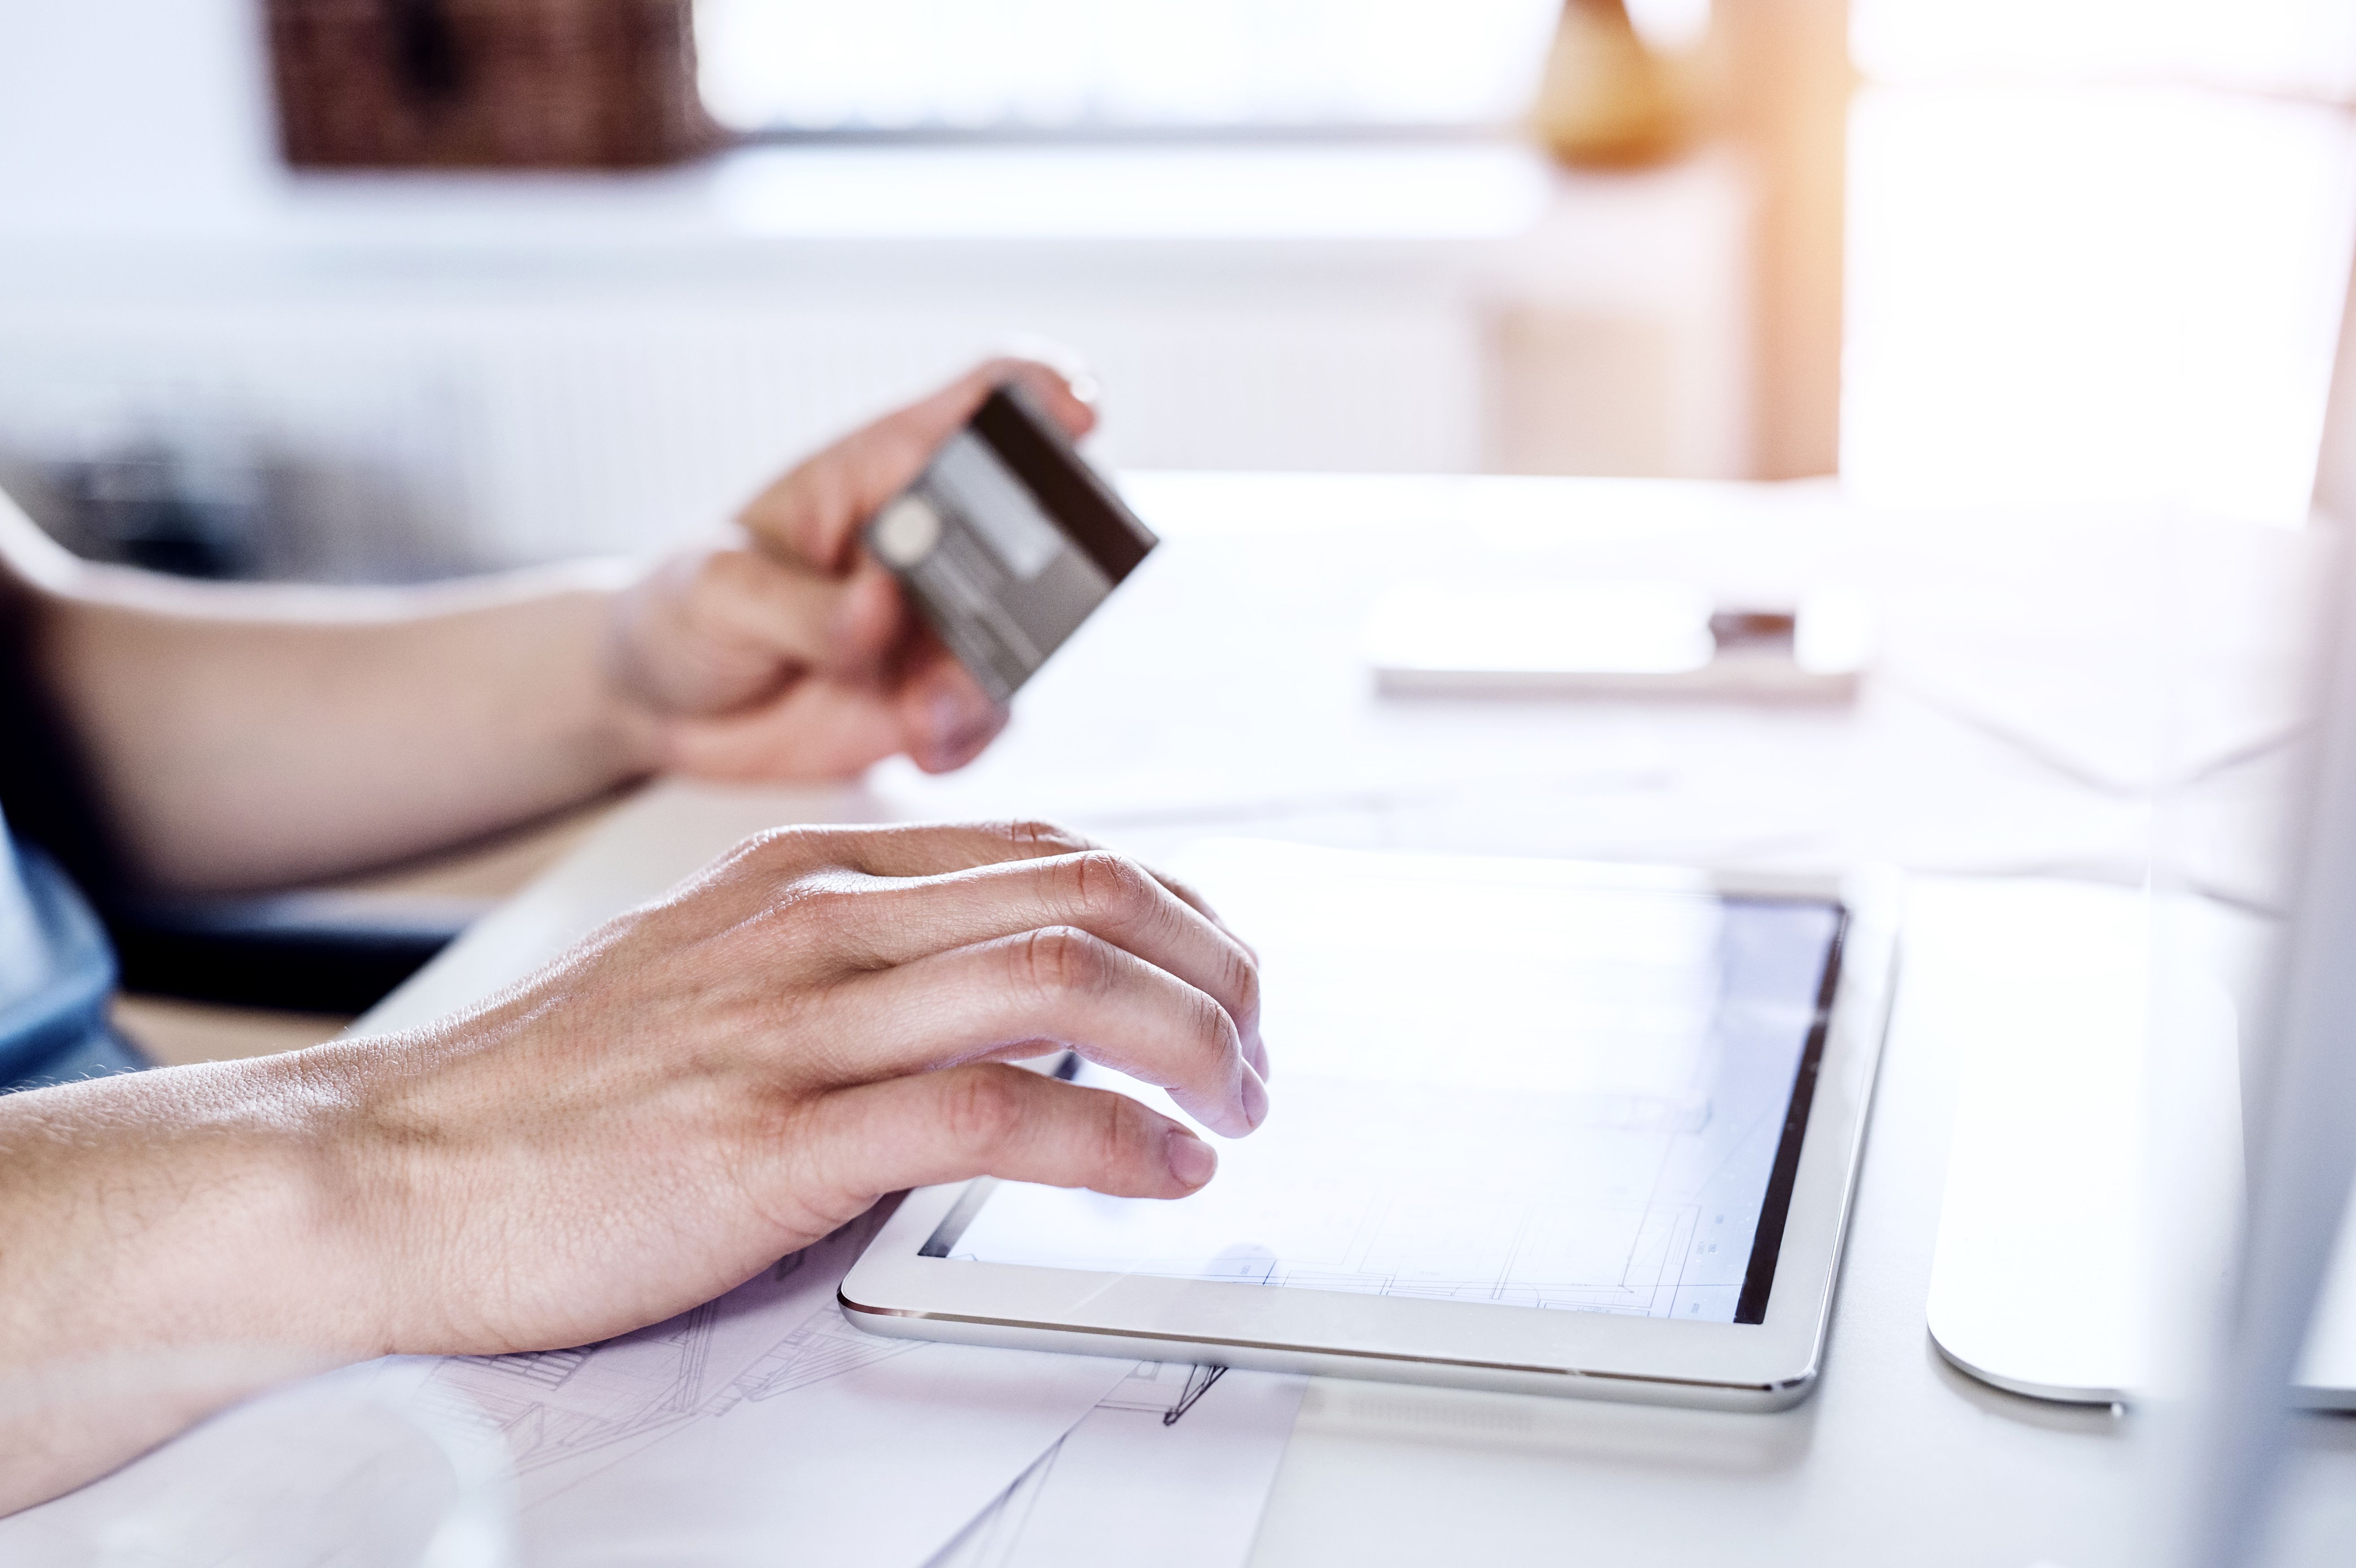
[
  {"x1": 1843, "y1": 0, "x2": 2356, "y2": 523},
  {"x1": 267, "y1": 0, "x2": 718, "y2": 168},
  {"x1": 37, "y1": 439, "x2": 268, "y2": 580},
  {"x1": 1528, "y1": 0, "x2": 1695, "y2": 171},
  {"x1": 0, "y1": 0, "x2": 1815, "y2": 586},
  {"x1": 691, "y1": 0, "x2": 1568, "y2": 138},
  {"x1": 0, "y1": 364, "x2": 476, "y2": 584},
  {"x1": 1720, "y1": 0, "x2": 1848, "y2": 481},
  {"x1": 2, "y1": 0, "x2": 2352, "y2": 585}
]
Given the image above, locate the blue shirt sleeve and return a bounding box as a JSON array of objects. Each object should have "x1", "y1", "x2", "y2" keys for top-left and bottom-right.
[{"x1": 0, "y1": 810, "x2": 147, "y2": 1093}]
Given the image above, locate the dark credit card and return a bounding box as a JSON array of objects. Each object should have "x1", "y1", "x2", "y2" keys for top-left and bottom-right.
[{"x1": 863, "y1": 385, "x2": 1157, "y2": 704}]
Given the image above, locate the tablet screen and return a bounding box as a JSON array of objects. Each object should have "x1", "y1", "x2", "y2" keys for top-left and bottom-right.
[{"x1": 920, "y1": 851, "x2": 1845, "y2": 1326}]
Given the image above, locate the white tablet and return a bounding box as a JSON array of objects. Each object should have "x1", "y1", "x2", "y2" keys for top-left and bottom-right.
[{"x1": 841, "y1": 842, "x2": 1900, "y2": 1411}]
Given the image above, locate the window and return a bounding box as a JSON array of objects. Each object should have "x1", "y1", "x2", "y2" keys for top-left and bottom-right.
[
  {"x1": 1852, "y1": 0, "x2": 2356, "y2": 101},
  {"x1": 694, "y1": 0, "x2": 1709, "y2": 138},
  {"x1": 1842, "y1": 0, "x2": 2356, "y2": 520}
]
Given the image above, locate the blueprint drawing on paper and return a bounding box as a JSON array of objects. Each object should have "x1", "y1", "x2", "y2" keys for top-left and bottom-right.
[
  {"x1": 931, "y1": 1362, "x2": 1308, "y2": 1568},
  {"x1": 407, "y1": 1223, "x2": 926, "y2": 1503}
]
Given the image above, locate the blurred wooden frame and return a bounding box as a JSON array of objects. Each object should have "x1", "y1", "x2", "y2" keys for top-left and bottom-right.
[
  {"x1": 265, "y1": 0, "x2": 719, "y2": 169},
  {"x1": 1721, "y1": 0, "x2": 1852, "y2": 480},
  {"x1": 1490, "y1": 1, "x2": 1850, "y2": 482}
]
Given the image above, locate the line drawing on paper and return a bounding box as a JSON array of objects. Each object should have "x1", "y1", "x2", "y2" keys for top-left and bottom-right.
[
  {"x1": 412, "y1": 1230, "x2": 922, "y2": 1486},
  {"x1": 710, "y1": 1308, "x2": 927, "y2": 1413},
  {"x1": 1159, "y1": 1364, "x2": 1226, "y2": 1425},
  {"x1": 926, "y1": 1361, "x2": 1302, "y2": 1568},
  {"x1": 1092, "y1": 1360, "x2": 1225, "y2": 1425},
  {"x1": 416, "y1": 1301, "x2": 722, "y2": 1476}
]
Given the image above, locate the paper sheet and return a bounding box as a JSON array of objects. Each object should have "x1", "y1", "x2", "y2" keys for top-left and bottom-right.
[
  {"x1": 0, "y1": 1216, "x2": 1132, "y2": 1568},
  {"x1": 929, "y1": 1363, "x2": 1307, "y2": 1568},
  {"x1": 399, "y1": 1215, "x2": 1135, "y2": 1568},
  {"x1": 0, "y1": 1365, "x2": 488, "y2": 1568}
]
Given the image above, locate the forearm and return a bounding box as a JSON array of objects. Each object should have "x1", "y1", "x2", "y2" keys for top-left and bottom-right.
[
  {"x1": 28, "y1": 564, "x2": 663, "y2": 892},
  {"x1": 0, "y1": 1060, "x2": 388, "y2": 1511}
]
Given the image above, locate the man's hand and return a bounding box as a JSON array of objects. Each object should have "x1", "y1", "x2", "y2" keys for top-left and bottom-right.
[
  {"x1": 333, "y1": 820, "x2": 1264, "y2": 1357},
  {"x1": 0, "y1": 358, "x2": 1093, "y2": 894},
  {"x1": 0, "y1": 822, "x2": 1266, "y2": 1508},
  {"x1": 607, "y1": 359, "x2": 1097, "y2": 780}
]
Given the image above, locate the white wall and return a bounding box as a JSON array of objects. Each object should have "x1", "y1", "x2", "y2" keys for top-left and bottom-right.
[
  {"x1": 0, "y1": 4, "x2": 1753, "y2": 576},
  {"x1": 0, "y1": 0, "x2": 279, "y2": 234}
]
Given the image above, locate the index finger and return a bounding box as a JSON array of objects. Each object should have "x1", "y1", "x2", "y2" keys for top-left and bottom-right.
[
  {"x1": 775, "y1": 819, "x2": 1253, "y2": 953},
  {"x1": 739, "y1": 359, "x2": 1098, "y2": 574},
  {"x1": 816, "y1": 849, "x2": 1265, "y2": 1080},
  {"x1": 809, "y1": 926, "x2": 1266, "y2": 1138}
]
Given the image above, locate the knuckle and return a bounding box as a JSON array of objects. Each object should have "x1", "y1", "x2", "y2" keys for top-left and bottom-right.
[
  {"x1": 745, "y1": 1090, "x2": 814, "y2": 1172},
  {"x1": 1016, "y1": 926, "x2": 1113, "y2": 1000},
  {"x1": 738, "y1": 825, "x2": 822, "y2": 870},
  {"x1": 1004, "y1": 819, "x2": 1090, "y2": 859},
  {"x1": 785, "y1": 877, "x2": 861, "y2": 928},
  {"x1": 1227, "y1": 944, "x2": 1263, "y2": 1025},
  {"x1": 704, "y1": 827, "x2": 801, "y2": 891},
  {"x1": 1064, "y1": 849, "x2": 1154, "y2": 926},
  {"x1": 1094, "y1": 1090, "x2": 1141, "y2": 1172},
  {"x1": 720, "y1": 828, "x2": 781, "y2": 869},
  {"x1": 1188, "y1": 987, "x2": 1239, "y2": 1061},
  {"x1": 711, "y1": 831, "x2": 864, "y2": 925},
  {"x1": 942, "y1": 1071, "x2": 1026, "y2": 1156}
]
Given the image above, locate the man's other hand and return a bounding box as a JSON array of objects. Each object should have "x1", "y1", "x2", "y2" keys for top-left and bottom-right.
[{"x1": 607, "y1": 358, "x2": 1096, "y2": 780}]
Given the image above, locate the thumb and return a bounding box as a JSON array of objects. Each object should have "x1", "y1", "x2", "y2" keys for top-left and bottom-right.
[{"x1": 742, "y1": 357, "x2": 1099, "y2": 573}]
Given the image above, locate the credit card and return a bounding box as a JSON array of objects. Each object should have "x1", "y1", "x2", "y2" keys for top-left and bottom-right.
[{"x1": 864, "y1": 385, "x2": 1158, "y2": 704}]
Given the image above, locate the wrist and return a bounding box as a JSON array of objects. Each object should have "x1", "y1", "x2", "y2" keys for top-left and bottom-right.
[
  {"x1": 0, "y1": 1057, "x2": 396, "y2": 1509},
  {"x1": 0, "y1": 1057, "x2": 394, "y2": 1368},
  {"x1": 153, "y1": 1052, "x2": 411, "y2": 1364},
  {"x1": 594, "y1": 665, "x2": 673, "y2": 784},
  {"x1": 591, "y1": 577, "x2": 684, "y2": 780}
]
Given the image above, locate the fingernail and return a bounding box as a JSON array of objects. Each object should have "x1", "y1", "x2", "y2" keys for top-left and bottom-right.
[
  {"x1": 1238, "y1": 1064, "x2": 1269, "y2": 1131},
  {"x1": 1165, "y1": 1129, "x2": 1217, "y2": 1189},
  {"x1": 929, "y1": 688, "x2": 969, "y2": 742}
]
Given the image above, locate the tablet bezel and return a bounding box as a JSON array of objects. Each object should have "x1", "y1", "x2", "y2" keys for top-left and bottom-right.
[{"x1": 839, "y1": 854, "x2": 1901, "y2": 1411}]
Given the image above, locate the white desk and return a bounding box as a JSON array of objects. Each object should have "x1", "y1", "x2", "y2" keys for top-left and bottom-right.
[{"x1": 370, "y1": 473, "x2": 2355, "y2": 1566}]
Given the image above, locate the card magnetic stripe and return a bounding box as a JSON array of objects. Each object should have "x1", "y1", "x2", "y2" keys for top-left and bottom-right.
[{"x1": 969, "y1": 389, "x2": 1156, "y2": 582}]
